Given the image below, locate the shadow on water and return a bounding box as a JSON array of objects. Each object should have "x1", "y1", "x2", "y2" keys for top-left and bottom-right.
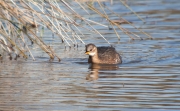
[{"x1": 86, "y1": 63, "x2": 120, "y2": 81}]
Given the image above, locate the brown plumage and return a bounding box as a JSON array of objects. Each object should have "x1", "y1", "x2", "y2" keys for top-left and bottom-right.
[{"x1": 85, "y1": 43, "x2": 122, "y2": 64}]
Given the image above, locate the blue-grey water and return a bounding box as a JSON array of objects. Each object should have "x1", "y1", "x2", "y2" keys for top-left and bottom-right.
[{"x1": 0, "y1": 0, "x2": 180, "y2": 110}]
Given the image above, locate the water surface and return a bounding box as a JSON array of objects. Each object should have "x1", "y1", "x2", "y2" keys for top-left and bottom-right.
[{"x1": 0, "y1": 0, "x2": 180, "y2": 110}]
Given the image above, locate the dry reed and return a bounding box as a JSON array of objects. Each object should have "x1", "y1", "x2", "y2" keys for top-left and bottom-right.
[{"x1": 0, "y1": 0, "x2": 152, "y2": 61}]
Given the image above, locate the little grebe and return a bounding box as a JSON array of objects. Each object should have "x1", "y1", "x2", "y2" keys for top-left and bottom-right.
[{"x1": 85, "y1": 43, "x2": 122, "y2": 64}]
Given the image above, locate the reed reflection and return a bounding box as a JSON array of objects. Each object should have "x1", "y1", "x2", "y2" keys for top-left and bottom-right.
[{"x1": 86, "y1": 63, "x2": 119, "y2": 81}]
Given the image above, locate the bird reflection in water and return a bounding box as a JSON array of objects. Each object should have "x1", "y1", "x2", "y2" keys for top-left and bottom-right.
[{"x1": 86, "y1": 63, "x2": 119, "y2": 81}]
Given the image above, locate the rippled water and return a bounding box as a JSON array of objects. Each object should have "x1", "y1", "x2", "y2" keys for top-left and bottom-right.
[{"x1": 0, "y1": 0, "x2": 180, "y2": 110}]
